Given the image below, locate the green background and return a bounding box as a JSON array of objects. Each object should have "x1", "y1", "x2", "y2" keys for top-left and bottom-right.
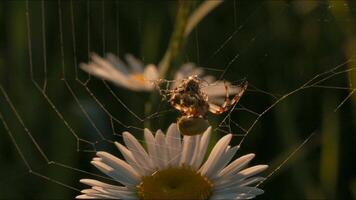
[{"x1": 0, "y1": 1, "x2": 356, "y2": 199}]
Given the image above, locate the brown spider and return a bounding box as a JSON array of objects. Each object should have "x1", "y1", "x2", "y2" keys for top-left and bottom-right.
[{"x1": 164, "y1": 75, "x2": 248, "y2": 135}]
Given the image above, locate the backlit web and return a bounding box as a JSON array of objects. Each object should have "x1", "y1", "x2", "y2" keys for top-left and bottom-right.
[{"x1": 0, "y1": 1, "x2": 355, "y2": 199}]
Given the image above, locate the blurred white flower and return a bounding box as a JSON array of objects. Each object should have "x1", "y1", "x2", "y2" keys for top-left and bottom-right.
[
  {"x1": 80, "y1": 53, "x2": 159, "y2": 92},
  {"x1": 81, "y1": 54, "x2": 244, "y2": 102},
  {"x1": 172, "y1": 63, "x2": 246, "y2": 105},
  {"x1": 76, "y1": 124, "x2": 267, "y2": 199}
]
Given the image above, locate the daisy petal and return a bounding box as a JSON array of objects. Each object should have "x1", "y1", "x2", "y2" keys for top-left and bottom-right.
[
  {"x1": 92, "y1": 186, "x2": 136, "y2": 199},
  {"x1": 203, "y1": 80, "x2": 243, "y2": 99},
  {"x1": 165, "y1": 123, "x2": 182, "y2": 167},
  {"x1": 238, "y1": 165, "x2": 269, "y2": 179},
  {"x1": 144, "y1": 64, "x2": 159, "y2": 82},
  {"x1": 78, "y1": 190, "x2": 118, "y2": 199},
  {"x1": 143, "y1": 128, "x2": 160, "y2": 169},
  {"x1": 80, "y1": 179, "x2": 127, "y2": 191},
  {"x1": 155, "y1": 129, "x2": 169, "y2": 169},
  {"x1": 218, "y1": 153, "x2": 255, "y2": 178},
  {"x1": 115, "y1": 142, "x2": 147, "y2": 176},
  {"x1": 122, "y1": 132, "x2": 155, "y2": 171},
  {"x1": 210, "y1": 192, "x2": 240, "y2": 200},
  {"x1": 96, "y1": 151, "x2": 140, "y2": 183},
  {"x1": 189, "y1": 135, "x2": 201, "y2": 167},
  {"x1": 76, "y1": 194, "x2": 97, "y2": 199},
  {"x1": 199, "y1": 134, "x2": 232, "y2": 177},
  {"x1": 239, "y1": 176, "x2": 266, "y2": 187},
  {"x1": 86, "y1": 54, "x2": 132, "y2": 88},
  {"x1": 209, "y1": 145, "x2": 239, "y2": 180},
  {"x1": 235, "y1": 193, "x2": 256, "y2": 199},
  {"x1": 180, "y1": 135, "x2": 199, "y2": 166},
  {"x1": 91, "y1": 160, "x2": 137, "y2": 187},
  {"x1": 106, "y1": 53, "x2": 129, "y2": 74},
  {"x1": 215, "y1": 165, "x2": 268, "y2": 188},
  {"x1": 214, "y1": 186, "x2": 264, "y2": 196},
  {"x1": 93, "y1": 157, "x2": 102, "y2": 162},
  {"x1": 191, "y1": 127, "x2": 212, "y2": 169},
  {"x1": 125, "y1": 54, "x2": 144, "y2": 73}
]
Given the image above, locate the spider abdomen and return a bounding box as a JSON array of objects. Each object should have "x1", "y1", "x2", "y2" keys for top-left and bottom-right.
[{"x1": 177, "y1": 116, "x2": 210, "y2": 136}]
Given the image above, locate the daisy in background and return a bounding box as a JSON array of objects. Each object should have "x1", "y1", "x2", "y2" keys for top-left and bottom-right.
[
  {"x1": 80, "y1": 54, "x2": 244, "y2": 104},
  {"x1": 171, "y1": 63, "x2": 247, "y2": 105},
  {"x1": 76, "y1": 124, "x2": 267, "y2": 199},
  {"x1": 80, "y1": 53, "x2": 159, "y2": 92}
]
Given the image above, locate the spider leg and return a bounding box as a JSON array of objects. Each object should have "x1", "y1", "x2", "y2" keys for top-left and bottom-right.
[
  {"x1": 170, "y1": 93, "x2": 189, "y2": 113},
  {"x1": 208, "y1": 80, "x2": 248, "y2": 115},
  {"x1": 221, "y1": 80, "x2": 230, "y2": 108},
  {"x1": 171, "y1": 101, "x2": 189, "y2": 113},
  {"x1": 209, "y1": 102, "x2": 227, "y2": 114},
  {"x1": 229, "y1": 80, "x2": 248, "y2": 106}
]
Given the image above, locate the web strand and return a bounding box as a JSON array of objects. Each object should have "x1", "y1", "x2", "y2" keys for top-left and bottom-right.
[{"x1": 1, "y1": 1, "x2": 355, "y2": 198}]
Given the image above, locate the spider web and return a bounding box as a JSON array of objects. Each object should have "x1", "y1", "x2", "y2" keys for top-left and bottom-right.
[{"x1": 0, "y1": 0, "x2": 355, "y2": 199}]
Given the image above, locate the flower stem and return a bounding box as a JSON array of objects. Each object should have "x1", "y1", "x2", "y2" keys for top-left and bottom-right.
[
  {"x1": 158, "y1": 1, "x2": 193, "y2": 78},
  {"x1": 184, "y1": 0, "x2": 223, "y2": 37}
]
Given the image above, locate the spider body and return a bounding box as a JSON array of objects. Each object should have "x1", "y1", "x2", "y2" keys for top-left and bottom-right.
[
  {"x1": 166, "y1": 75, "x2": 248, "y2": 135},
  {"x1": 169, "y1": 76, "x2": 209, "y2": 118}
]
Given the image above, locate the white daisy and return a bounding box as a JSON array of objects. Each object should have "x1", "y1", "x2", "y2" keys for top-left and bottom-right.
[
  {"x1": 173, "y1": 63, "x2": 246, "y2": 105},
  {"x1": 76, "y1": 124, "x2": 267, "y2": 199},
  {"x1": 80, "y1": 53, "x2": 159, "y2": 92},
  {"x1": 80, "y1": 54, "x2": 243, "y2": 100}
]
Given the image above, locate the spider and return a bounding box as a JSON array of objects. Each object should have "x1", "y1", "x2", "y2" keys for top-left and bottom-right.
[{"x1": 164, "y1": 75, "x2": 248, "y2": 135}]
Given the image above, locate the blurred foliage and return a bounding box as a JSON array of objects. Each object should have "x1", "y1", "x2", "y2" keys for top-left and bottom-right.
[{"x1": 0, "y1": 0, "x2": 356, "y2": 199}]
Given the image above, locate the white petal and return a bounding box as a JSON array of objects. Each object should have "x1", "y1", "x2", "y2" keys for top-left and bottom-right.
[
  {"x1": 155, "y1": 129, "x2": 169, "y2": 169},
  {"x1": 115, "y1": 142, "x2": 147, "y2": 176},
  {"x1": 122, "y1": 132, "x2": 155, "y2": 171},
  {"x1": 202, "y1": 81, "x2": 242, "y2": 98},
  {"x1": 209, "y1": 145, "x2": 239, "y2": 180},
  {"x1": 215, "y1": 165, "x2": 268, "y2": 188},
  {"x1": 218, "y1": 153, "x2": 255, "y2": 178},
  {"x1": 125, "y1": 54, "x2": 144, "y2": 73},
  {"x1": 189, "y1": 135, "x2": 201, "y2": 168},
  {"x1": 93, "y1": 157, "x2": 102, "y2": 162},
  {"x1": 180, "y1": 135, "x2": 199, "y2": 166},
  {"x1": 143, "y1": 128, "x2": 160, "y2": 169},
  {"x1": 209, "y1": 192, "x2": 239, "y2": 200},
  {"x1": 96, "y1": 152, "x2": 140, "y2": 183},
  {"x1": 80, "y1": 179, "x2": 127, "y2": 191},
  {"x1": 239, "y1": 176, "x2": 266, "y2": 187},
  {"x1": 144, "y1": 64, "x2": 159, "y2": 82},
  {"x1": 235, "y1": 194, "x2": 256, "y2": 199},
  {"x1": 76, "y1": 194, "x2": 97, "y2": 199},
  {"x1": 166, "y1": 123, "x2": 182, "y2": 167},
  {"x1": 81, "y1": 188, "x2": 100, "y2": 194},
  {"x1": 92, "y1": 186, "x2": 136, "y2": 199},
  {"x1": 199, "y1": 134, "x2": 232, "y2": 177},
  {"x1": 172, "y1": 63, "x2": 203, "y2": 89},
  {"x1": 214, "y1": 186, "x2": 264, "y2": 196},
  {"x1": 77, "y1": 190, "x2": 118, "y2": 199},
  {"x1": 202, "y1": 75, "x2": 216, "y2": 84},
  {"x1": 106, "y1": 53, "x2": 129, "y2": 74},
  {"x1": 238, "y1": 165, "x2": 269, "y2": 179},
  {"x1": 190, "y1": 127, "x2": 211, "y2": 169},
  {"x1": 165, "y1": 123, "x2": 182, "y2": 167},
  {"x1": 211, "y1": 188, "x2": 260, "y2": 200},
  {"x1": 91, "y1": 160, "x2": 136, "y2": 187},
  {"x1": 78, "y1": 179, "x2": 137, "y2": 199},
  {"x1": 82, "y1": 54, "x2": 132, "y2": 88}
]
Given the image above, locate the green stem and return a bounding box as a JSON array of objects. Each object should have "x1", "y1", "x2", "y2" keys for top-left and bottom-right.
[
  {"x1": 184, "y1": 0, "x2": 223, "y2": 37},
  {"x1": 158, "y1": 1, "x2": 193, "y2": 78}
]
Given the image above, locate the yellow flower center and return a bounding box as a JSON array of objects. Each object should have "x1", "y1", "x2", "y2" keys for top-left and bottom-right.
[
  {"x1": 137, "y1": 167, "x2": 213, "y2": 200},
  {"x1": 131, "y1": 74, "x2": 145, "y2": 84}
]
